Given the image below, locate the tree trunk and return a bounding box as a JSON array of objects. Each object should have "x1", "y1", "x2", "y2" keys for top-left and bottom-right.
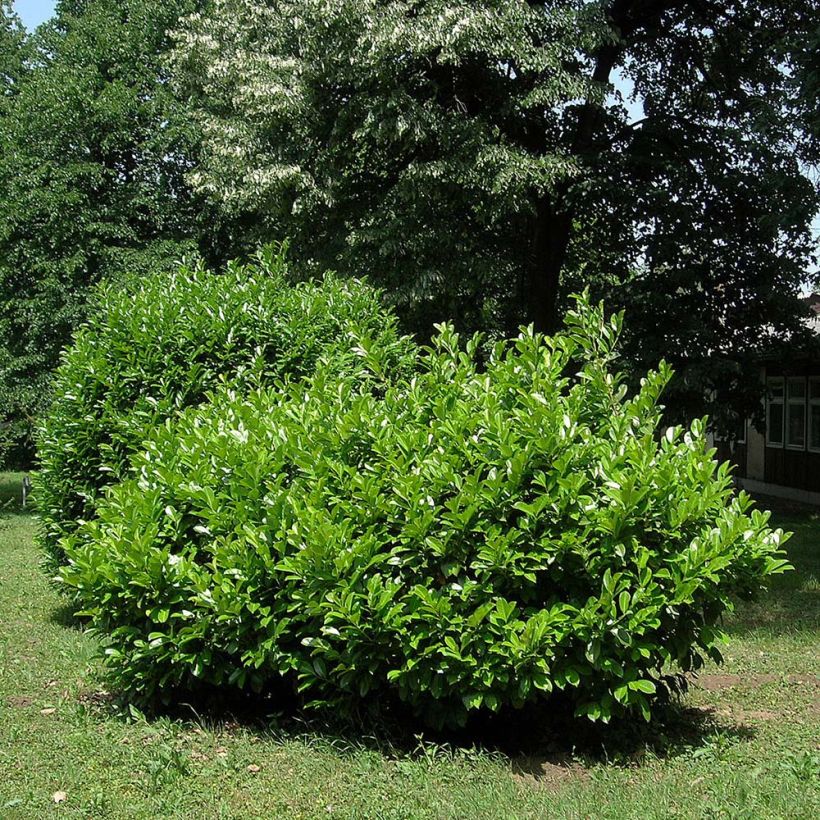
[
  {"x1": 526, "y1": 199, "x2": 572, "y2": 334},
  {"x1": 523, "y1": 0, "x2": 687, "y2": 332}
]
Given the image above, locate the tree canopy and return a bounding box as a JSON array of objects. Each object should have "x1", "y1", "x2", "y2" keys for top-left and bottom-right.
[
  {"x1": 0, "y1": 0, "x2": 818, "y2": 463},
  {"x1": 173, "y1": 0, "x2": 820, "y2": 427},
  {"x1": 0, "y1": 0, "x2": 205, "y2": 465},
  {"x1": 0, "y1": 1, "x2": 26, "y2": 103}
]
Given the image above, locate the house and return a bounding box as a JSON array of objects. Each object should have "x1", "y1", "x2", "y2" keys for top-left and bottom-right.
[{"x1": 715, "y1": 293, "x2": 820, "y2": 504}]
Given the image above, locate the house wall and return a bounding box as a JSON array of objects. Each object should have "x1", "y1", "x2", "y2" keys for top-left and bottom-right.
[
  {"x1": 716, "y1": 362, "x2": 820, "y2": 504},
  {"x1": 763, "y1": 447, "x2": 820, "y2": 492},
  {"x1": 715, "y1": 440, "x2": 747, "y2": 477},
  {"x1": 746, "y1": 419, "x2": 765, "y2": 480},
  {"x1": 757, "y1": 361, "x2": 820, "y2": 499}
]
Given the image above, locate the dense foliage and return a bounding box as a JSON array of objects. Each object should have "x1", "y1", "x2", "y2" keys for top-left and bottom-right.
[
  {"x1": 0, "y1": 0, "x2": 206, "y2": 467},
  {"x1": 2, "y1": 1, "x2": 819, "y2": 462},
  {"x1": 36, "y1": 247, "x2": 414, "y2": 571},
  {"x1": 0, "y1": 0, "x2": 30, "y2": 466},
  {"x1": 59, "y1": 296, "x2": 790, "y2": 727},
  {"x1": 172, "y1": 0, "x2": 820, "y2": 431},
  {"x1": 0, "y1": 1, "x2": 25, "y2": 104}
]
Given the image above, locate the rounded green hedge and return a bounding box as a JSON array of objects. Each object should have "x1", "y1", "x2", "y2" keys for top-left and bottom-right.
[
  {"x1": 36, "y1": 245, "x2": 414, "y2": 570},
  {"x1": 59, "y1": 296, "x2": 790, "y2": 726}
]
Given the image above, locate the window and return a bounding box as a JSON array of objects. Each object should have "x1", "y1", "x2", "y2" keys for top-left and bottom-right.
[
  {"x1": 766, "y1": 377, "x2": 784, "y2": 446},
  {"x1": 786, "y1": 377, "x2": 806, "y2": 449},
  {"x1": 809, "y1": 378, "x2": 820, "y2": 453},
  {"x1": 734, "y1": 415, "x2": 746, "y2": 444}
]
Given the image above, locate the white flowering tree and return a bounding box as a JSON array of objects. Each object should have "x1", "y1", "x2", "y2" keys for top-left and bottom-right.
[
  {"x1": 173, "y1": 0, "x2": 606, "y2": 332},
  {"x1": 173, "y1": 1, "x2": 819, "y2": 429}
]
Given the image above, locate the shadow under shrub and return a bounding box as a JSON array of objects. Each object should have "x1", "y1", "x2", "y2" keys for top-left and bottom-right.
[
  {"x1": 35, "y1": 244, "x2": 414, "y2": 571},
  {"x1": 59, "y1": 295, "x2": 791, "y2": 728}
]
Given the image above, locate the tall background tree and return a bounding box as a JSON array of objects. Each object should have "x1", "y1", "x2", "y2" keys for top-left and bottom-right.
[
  {"x1": 0, "y1": 0, "x2": 205, "y2": 467},
  {"x1": 0, "y1": 1, "x2": 26, "y2": 102},
  {"x1": 173, "y1": 0, "x2": 820, "y2": 429}
]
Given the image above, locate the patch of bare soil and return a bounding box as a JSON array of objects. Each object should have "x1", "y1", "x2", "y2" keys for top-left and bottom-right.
[
  {"x1": 786, "y1": 674, "x2": 820, "y2": 687},
  {"x1": 692, "y1": 673, "x2": 819, "y2": 691},
  {"x1": 76, "y1": 686, "x2": 116, "y2": 714},
  {"x1": 510, "y1": 754, "x2": 590, "y2": 790},
  {"x1": 716, "y1": 707, "x2": 780, "y2": 724},
  {"x1": 7, "y1": 695, "x2": 33, "y2": 707}
]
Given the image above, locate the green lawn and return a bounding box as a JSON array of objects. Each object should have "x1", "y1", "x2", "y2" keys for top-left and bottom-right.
[{"x1": 0, "y1": 474, "x2": 817, "y2": 819}]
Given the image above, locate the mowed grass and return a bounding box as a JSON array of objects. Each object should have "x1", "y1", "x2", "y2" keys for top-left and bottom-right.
[{"x1": 0, "y1": 474, "x2": 817, "y2": 819}]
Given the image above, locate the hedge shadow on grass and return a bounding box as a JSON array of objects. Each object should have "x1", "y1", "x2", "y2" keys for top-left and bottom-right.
[
  {"x1": 69, "y1": 671, "x2": 757, "y2": 770},
  {"x1": 0, "y1": 472, "x2": 27, "y2": 514},
  {"x1": 48, "y1": 601, "x2": 85, "y2": 631}
]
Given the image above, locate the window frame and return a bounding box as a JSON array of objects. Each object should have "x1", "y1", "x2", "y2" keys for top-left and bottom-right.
[
  {"x1": 785, "y1": 376, "x2": 807, "y2": 451},
  {"x1": 809, "y1": 377, "x2": 820, "y2": 454},
  {"x1": 766, "y1": 376, "x2": 784, "y2": 448},
  {"x1": 735, "y1": 416, "x2": 746, "y2": 445}
]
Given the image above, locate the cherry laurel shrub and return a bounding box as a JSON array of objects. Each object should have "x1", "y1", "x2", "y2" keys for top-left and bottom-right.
[
  {"x1": 36, "y1": 245, "x2": 414, "y2": 571},
  {"x1": 59, "y1": 295, "x2": 790, "y2": 727}
]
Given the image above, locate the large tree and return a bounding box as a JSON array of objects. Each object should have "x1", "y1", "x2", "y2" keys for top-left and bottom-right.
[
  {"x1": 0, "y1": 0, "x2": 206, "y2": 466},
  {"x1": 173, "y1": 0, "x2": 820, "y2": 427},
  {"x1": 0, "y1": 1, "x2": 26, "y2": 103}
]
